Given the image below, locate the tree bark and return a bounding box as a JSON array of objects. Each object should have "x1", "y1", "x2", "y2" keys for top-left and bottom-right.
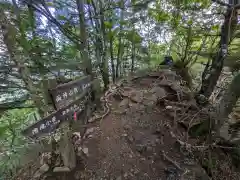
[
  {"x1": 199, "y1": 2, "x2": 238, "y2": 99},
  {"x1": 99, "y1": 0, "x2": 109, "y2": 90},
  {"x1": 109, "y1": 33, "x2": 116, "y2": 82},
  {"x1": 116, "y1": 0, "x2": 124, "y2": 79},
  {"x1": 216, "y1": 73, "x2": 240, "y2": 139},
  {"x1": 131, "y1": 40, "x2": 135, "y2": 73},
  {"x1": 76, "y1": 0, "x2": 92, "y2": 75}
]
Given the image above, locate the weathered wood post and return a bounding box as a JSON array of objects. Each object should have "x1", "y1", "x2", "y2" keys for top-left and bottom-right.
[{"x1": 22, "y1": 75, "x2": 93, "y2": 172}]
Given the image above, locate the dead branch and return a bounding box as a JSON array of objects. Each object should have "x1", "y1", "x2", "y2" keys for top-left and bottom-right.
[
  {"x1": 186, "y1": 110, "x2": 203, "y2": 141},
  {"x1": 161, "y1": 150, "x2": 183, "y2": 171}
]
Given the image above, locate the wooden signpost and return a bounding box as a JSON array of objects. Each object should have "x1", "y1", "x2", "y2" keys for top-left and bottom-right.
[
  {"x1": 22, "y1": 75, "x2": 94, "y2": 172},
  {"x1": 49, "y1": 76, "x2": 92, "y2": 110},
  {"x1": 22, "y1": 75, "x2": 92, "y2": 138}
]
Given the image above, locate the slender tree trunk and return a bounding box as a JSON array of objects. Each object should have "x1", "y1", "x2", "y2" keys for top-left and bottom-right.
[
  {"x1": 76, "y1": 0, "x2": 96, "y2": 102},
  {"x1": 76, "y1": 0, "x2": 92, "y2": 75},
  {"x1": 109, "y1": 34, "x2": 115, "y2": 82},
  {"x1": 131, "y1": 40, "x2": 135, "y2": 73},
  {"x1": 99, "y1": 0, "x2": 109, "y2": 90},
  {"x1": 116, "y1": 0, "x2": 124, "y2": 79},
  {"x1": 199, "y1": 2, "x2": 237, "y2": 99}
]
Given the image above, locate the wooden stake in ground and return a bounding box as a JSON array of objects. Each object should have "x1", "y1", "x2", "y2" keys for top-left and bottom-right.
[{"x1": 56, "y1": 122, "x2": 76, "y2": 172}]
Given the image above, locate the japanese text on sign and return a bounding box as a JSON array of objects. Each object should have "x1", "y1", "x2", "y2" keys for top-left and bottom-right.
[
  {"x1": 49, "y1": 76, "x2": 91, "y2": 109},
  {"x1": 22, "y1": 92, "x2": 90, "y2": 138}
]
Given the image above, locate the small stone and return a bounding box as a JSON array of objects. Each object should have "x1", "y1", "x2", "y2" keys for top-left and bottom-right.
[
  {"x1": 124, "y1": 173, "x2": 128, "y2": 178},
  {"x1": 130, "y1": 91, "x2": 143, "y2": 103},
  {"x1": 150, "y1": 87, "x2": 167, "y2": 99},
  {"x1": 88, "y1": 134, "x2": 93, "y2": 138},
  {"x1": 85, "y1": 128, "x2": 95, "y2": 136},
  {"x1": 122, "y1": 133, "x2": 128, "y2": 137},
  {"x1": 53, "y1": 166, "x2": 71, "y2": 172},
  {"x1": 166, "y1": 106, "x2": 173, "y2": 109},
  {"x1": 82, "y1": 147, "x2": 89, "y2": 156},
  {"x1": 124, "y1": 125, "x2": 131, "y2": 131},
  {"x1": 73, "y1": 132, "x2": 81, "y2": 138}
]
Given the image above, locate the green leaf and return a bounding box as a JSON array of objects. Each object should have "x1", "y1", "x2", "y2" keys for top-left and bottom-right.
[
  {"x1": 187, "y1": 19, "x2": 193, "y2": 25},
  {"x1": 46, "y1": 2, "x2": 54, "y2": 7},
  {"x1": 0, "y1": 125, "x2": 9, "y2": 137},
  {"x1": 211, "y1": 25, "x2": 219, "y2": 31},
  {"x1": 86, "y1": 0, "x2": 92, "y2": 4},
  {"x1": 104, "y1": 21, "x2": 113, "y2": 29},
  {"x1": 57, "y1": 15, "x2": 67, "y2": 21},
  {"x1": 119, "y1": 20, "x2": 127, "y2": 26}
]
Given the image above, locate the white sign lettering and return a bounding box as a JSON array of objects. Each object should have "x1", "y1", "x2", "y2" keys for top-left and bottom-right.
[
  {"x1": 63, "y1": 92, "x2": 68, "y2": 99},
  {"x1": 39, "y1": 124, "x2": 46, "y2": 130},
  {"x1": 73, "y1": 87, "x2": 78, "y2": 93},
  {"x1": 52, "y1": 116, "x2": 56, "y2": 123},
  {"x1": 32, "y1": 128, "x2": 39, "y2": 135},
  {"x1": 56, "y1": 95, "x2": 62, "y2": 102},
  {"x1": 46, "y1": 121, "x2": 51, "y2": 127},
  {"x1": 62, "y1": 110, "x2": 66, "y2": 115},
  {"x1": 69, "y1": 90, "x2": 74, "y2": 96}
]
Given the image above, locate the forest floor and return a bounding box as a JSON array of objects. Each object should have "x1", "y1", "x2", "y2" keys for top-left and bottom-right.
[{"x1": 15, "y1": 69, "x2": 240, "y2": 180}]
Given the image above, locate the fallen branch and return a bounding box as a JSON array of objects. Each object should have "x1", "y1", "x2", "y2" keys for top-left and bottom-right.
[
  {"x1": 164, "y1": 99, "x2": 197, "y2": 109},
  {"x1": 186, "y1": 110, "x2": 203, "y2": 141},
  {"x1": 161, "y1": 150, "x2": 183, "y2": 171}
]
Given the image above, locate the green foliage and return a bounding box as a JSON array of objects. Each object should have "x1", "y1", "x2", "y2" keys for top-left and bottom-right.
[
  {"x1": 0, "y1": 108, "x2": 37, "y2": 178},
  {"x1": 148, "y1": 8, "x2": 170, "y2": 23}
]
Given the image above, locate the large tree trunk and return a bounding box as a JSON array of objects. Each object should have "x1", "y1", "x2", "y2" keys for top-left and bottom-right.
[{"x1": 199, "y1": 1, "x2": 237, "y2": 99}]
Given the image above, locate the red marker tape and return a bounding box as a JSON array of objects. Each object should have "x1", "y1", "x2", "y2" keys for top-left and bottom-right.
[{"x1": 74, "y1": 112, "x2": 77, "y2": 121}]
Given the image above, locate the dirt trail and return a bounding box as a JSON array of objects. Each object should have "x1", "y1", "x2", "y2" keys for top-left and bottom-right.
[{"x1": 72, "y1": 70, "x2": 210, "y2": 180}]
